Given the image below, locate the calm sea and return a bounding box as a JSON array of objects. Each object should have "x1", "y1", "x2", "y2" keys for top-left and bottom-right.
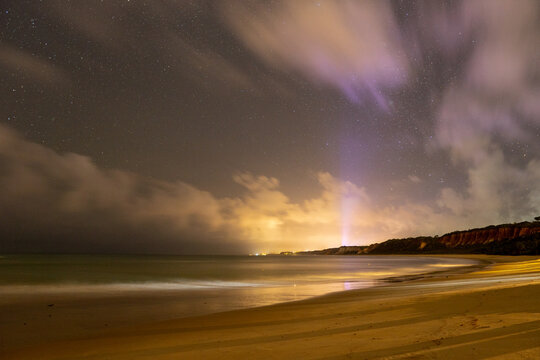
[{"x1": 0, "y1": 255, "x2": 478, "y2": 316}]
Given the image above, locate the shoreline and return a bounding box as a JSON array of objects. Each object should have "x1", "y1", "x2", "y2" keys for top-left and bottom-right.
[
  {"x1": 3, "y1": 255, "x2": 540, "y2": 359},
  {"x1": 379, "y1": 254, "x2": 494, "y2": 283},
  {"x1": 0, "y1": 255, "x2": 480, "y2": 354}
]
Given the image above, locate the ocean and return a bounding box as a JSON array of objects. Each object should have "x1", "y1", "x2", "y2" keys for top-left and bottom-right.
[{"x1": 0, "y1": 254, "x2": 478, "y2": 317}]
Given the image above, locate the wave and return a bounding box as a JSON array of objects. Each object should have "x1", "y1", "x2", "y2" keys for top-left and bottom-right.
[{"x1": 0, "y1": 280, "x2": 266, "y2": 294}]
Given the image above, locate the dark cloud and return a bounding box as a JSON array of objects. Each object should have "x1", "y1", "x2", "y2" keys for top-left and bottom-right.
[
  {"x1": 0, "y1": 125, "x2": 242, "y2": 254},
  {"x1": 2, "y1": 122, "x2": 539, "y2": 254},
  {"x1": 0, "y1": 125, "x2": 363, "y2": 253}
]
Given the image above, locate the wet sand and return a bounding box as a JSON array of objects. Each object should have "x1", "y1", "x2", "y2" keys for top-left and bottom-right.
[{"x1": 3, "y1": 255, "x2": 540, "y2": 359}]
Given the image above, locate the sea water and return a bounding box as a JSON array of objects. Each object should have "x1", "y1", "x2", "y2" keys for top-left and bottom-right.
[{"x1": 0, "y1": 254, "x2": 477, "y2": 315}]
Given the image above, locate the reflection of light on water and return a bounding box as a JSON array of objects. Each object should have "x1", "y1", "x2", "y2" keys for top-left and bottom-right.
[
  {"x1": 430, "y1": 263, "x2": 465, "y2": 268},
  {"x1": 476, "y1": 259, "x2": 540, "y2": 275},
  {"x1": 405, "y1": 274, "x2": 540, "y2": 290},
  {"x1": 343, "y1": 280, "x2": 376, "y2": 291},
  {"x1": 353, "y1": 271, "x2": 395, "y2": 277}
]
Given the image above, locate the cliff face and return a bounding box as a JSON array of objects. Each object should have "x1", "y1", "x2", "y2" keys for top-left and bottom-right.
[
  {"x1": 439, "y1": 225, "x2": 540, "y2": 247},
  {"x1": 363, "y1": 222, "x2": 540, "y2": 255}
]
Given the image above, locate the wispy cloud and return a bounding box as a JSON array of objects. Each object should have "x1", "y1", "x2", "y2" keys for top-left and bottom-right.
[
  {"x1": 433, "y1": 0, "x2": 540, "y2": 223},
  {"x1": 46, "y1": 0, "x2": 254, "y2": 92},
  {"x1": 0, "y1": 45, "x2": 68, "y2": 84},
  {"x1": 222, "y1": 0, "x2": 408, "y2": 108}
]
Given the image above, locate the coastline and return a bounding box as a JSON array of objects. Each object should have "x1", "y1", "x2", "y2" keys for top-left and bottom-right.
[
  {"x1": 0, "y1": 254, "x2": 479, "y2": 353},
  {"x1": 5, "y1": 255, "x2": 540, "y2": 359}
]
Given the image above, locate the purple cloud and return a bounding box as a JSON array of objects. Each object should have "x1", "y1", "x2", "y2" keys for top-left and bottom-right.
[{"x1": 223, "y1": 0, "x2": 408, "y2": 108}]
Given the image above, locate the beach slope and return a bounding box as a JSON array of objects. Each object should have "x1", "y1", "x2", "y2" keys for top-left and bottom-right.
[{"x1": 5, "y1": 256, "x2": 540, "y2": 359}]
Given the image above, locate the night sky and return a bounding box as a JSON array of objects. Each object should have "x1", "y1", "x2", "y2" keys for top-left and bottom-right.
[{"x1": 1, "y1": 0, "x2": 539, "y2": 254}]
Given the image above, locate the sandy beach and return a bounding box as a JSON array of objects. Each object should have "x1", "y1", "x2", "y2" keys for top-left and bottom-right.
[{"x1": 3, "y1": 255, "x2": 540, "y2": 359}]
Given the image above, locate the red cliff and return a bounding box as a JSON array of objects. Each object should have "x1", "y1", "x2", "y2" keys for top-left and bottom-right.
[{"x1": 438, "y1": 224, "x2": 540, "y2": 247}]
